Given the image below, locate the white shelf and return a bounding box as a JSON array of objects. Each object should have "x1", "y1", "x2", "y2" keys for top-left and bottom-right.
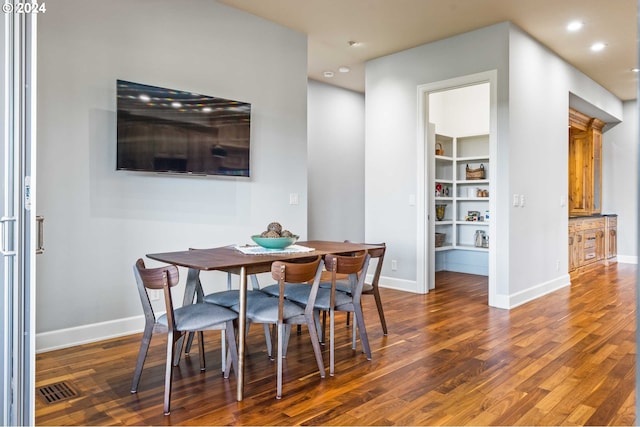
[
  {"x1": 457, "y1": 197, "x2": 489, "y2": 201},
  {"x1": 435, "y1": 244, "x2": 489, "y2": 252},
  {"x1": 457, "y1": 179, "x2": 489, "y2": 185},
  {"x1": 457, "y1": 155, "x2": 489, "y2": 162},
  {"x1": 454, "y1": 244, "x2": 489, "y2": 252},
  {"x1": 435, "y1": 155, "x2": 454, "y2": 161},
  {"x1": 431, "y1": 132, "x2": 491, "y2": 264}
]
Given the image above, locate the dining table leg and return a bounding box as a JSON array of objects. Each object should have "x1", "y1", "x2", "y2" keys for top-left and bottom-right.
[
  {"x1": 183, "y1": 268, "x2": 200, "y2": 306},
  {"x1": 237, "y1": 266, "x2": 247, "y2": 401}
]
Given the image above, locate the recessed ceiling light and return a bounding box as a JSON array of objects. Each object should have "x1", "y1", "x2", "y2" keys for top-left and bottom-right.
[
  {"x1": 567, "y1": 20, "x2": 583, "y2": 32},
  {"x1": 323, "y1": 71, "x2": 334, "y2": 78},
  {"x1": 590, "y1": 42, "x2": 606, "y2": 52},
  {"x1": 338, "y1": 66, "x2": 350, "y2": 73},
  {"x1": 632, "y1": 68, "x2": 639, "y2": 73},
  {"x1": 348, "y1": 41, "x2": 361, "y2": 47},
  {"x1": 202, "y1": 107, "x2": 212, "y2": 112},
  {"x1": 139, "y1": 94, "x2": 151, "y2": 102},
  {"x1": 171, "y1": 101, "x2": 182, "y2": 108}
]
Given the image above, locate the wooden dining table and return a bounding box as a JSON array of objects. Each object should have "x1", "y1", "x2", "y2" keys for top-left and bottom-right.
[{"x1": 146, "y1": 240, "x2": 385, "y2": 401}]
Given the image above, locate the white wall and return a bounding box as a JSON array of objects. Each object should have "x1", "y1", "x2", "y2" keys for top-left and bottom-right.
[
  {"x1": 36, "y1": 0, "x2": 308, "y2": 350},
  {"x1": 602, "y1": 101, "x2": 638, "y2": 262},
  {"x1": 307, "y1": 80, "x2": 365, "y2": 242},
  {"x1": 365, "y1": 23, "x2": 510, "y2": 295},
  {"x1": 365, "y1": 22, "x2": 626, "y2": 307}
]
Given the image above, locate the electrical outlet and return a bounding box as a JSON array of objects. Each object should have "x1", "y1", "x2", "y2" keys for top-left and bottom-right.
[
  {"x1": 556, "y1": 260, "x2": 560, "y2": 271},
  {"x1": 519, "y1": 194, "x2": 526, "y2": 207},
  {"x1": 289, "y1": 193, "x2": 299, "y2": 205},
  {"x1": 513, "y1": 194, "x2": 519, "y2": 207},
  {"x1": 391, "y1": 260, "x2": 398, "y2": 271}
]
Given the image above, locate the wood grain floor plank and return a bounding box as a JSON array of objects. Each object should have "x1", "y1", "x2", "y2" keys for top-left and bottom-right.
[{"x1": 36, "y1": 264, "x2": 636, "y2": 425}]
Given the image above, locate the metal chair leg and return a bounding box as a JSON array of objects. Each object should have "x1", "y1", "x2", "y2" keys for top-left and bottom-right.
[
  {"x1": 164, "y1": 331, "x2": 177, "y2": 415},
  {"x1": 131, "y1": 323, "x2": 154, "y2": 393},
  {"x1": 305, "y1": 313, "x2": 326, "y2": 378},
  {"x1": 224, "y1": 320, "x2": 238, "y2": 378},
  {"x1": 373, "y1": 287, "x2": 388, "y2": 335},
  {"x1": 329, "y1": 309, "x2": 335, "y2": 376},
  {"x1": 276, "y1": 323, "x2": 284, "y2": 399},
  {"x1": 198, "y1": 331, "x2": 206, "y2": 371},
  {"x1": 353, "y1": 304, "x2": 372, "y2": 360}
]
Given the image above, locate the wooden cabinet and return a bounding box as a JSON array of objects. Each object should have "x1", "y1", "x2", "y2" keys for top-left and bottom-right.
[
  {"x1": 569, "y1": 108, "x2": 605, "y2": 216},
  {"x1": 568, "y1": 221, "x2": 581, "y2": 272},
  {"x1": 569, "y1": 216, "x2": 610, "y2": 276},
  {"x1": 605, "y1": 215, "x2": 618, "y2": 264}
]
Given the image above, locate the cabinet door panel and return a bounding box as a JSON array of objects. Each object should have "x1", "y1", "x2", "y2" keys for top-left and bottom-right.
[{"x1": 568, "y1": 130, "x2": 590, "y2": 215}]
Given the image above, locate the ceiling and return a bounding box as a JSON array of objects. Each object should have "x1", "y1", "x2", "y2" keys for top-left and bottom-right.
[{"x1": 217, "y1": 0, "x2": 637, "y2": 101}]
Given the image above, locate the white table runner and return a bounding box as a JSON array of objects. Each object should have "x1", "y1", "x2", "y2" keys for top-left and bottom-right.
[{"x1": 233, "y1": 244, "x2": 315, "y2": 255}]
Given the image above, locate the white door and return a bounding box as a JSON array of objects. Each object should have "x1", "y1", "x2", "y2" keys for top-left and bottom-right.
[
  {"x1": 427, "y1": 122, "x2": 436, "y2": 291},
  {"x1": 1, "y1": 5, "x2": 38, "y2": 425}
]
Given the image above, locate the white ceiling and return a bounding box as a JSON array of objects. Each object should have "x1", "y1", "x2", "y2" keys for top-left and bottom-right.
[{"x1": 218, "y1": 0, "x2": 638, "y2": 101}]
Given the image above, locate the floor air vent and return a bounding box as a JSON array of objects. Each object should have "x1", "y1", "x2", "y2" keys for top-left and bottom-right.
[{"x1": 38, "y1": 381, "x2": 78, "y2": 404}]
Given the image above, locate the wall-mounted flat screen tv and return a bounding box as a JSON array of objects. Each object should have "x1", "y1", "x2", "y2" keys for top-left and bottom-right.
[{"x1": 117, "y1": 80, "x2": 251, "y2": 177}]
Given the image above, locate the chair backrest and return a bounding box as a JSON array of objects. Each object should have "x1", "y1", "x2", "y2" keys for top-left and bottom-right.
[
  {"x1": 271, "y1": 255, "x2": 323, "y2": 284},
  {"x1": 324, "y1": 252, "x2": 371, "y2": 303},
  {"x1": 324, "y1": 252, "x2": 368, "y2": 276},
  {"x1": 270, "y1": 255, "x2": 324, "y2": 321},
  {"x1": 343, "y1": 241, "x2": 386, "y2": 284},
  {"x1": 134, "y1": 258, "x2": 180, "y2": 330},
  {"x1": 366, "y1": 243, "x2": 386, "y2": 287}
]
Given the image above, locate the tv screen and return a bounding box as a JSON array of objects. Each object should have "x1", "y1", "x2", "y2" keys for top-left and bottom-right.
[{"x1": 116, "y1": 80, "x2": 251, "y2": 177}]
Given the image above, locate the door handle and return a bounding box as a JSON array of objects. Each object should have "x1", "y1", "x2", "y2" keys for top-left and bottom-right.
[
  {"x1": 0, "y1": 216, "x2": 16, "y2": 256},
  {"x1": 36, "y1": 215, "x2": 44, "y2": 254}
]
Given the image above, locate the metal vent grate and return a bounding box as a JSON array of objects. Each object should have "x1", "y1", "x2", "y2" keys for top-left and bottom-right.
[{"x1": 38, "y1": 381, "x2": 78, "y2": 404}]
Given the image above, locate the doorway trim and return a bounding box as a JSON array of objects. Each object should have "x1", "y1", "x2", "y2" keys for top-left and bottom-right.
[{"x1": 416, "y1": 70, "x2": 497, "y2": 305}]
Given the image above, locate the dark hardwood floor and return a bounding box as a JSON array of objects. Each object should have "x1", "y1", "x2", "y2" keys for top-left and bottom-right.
[{"x1": 36, "y1": 264, "x2": 636, "y2": 425}]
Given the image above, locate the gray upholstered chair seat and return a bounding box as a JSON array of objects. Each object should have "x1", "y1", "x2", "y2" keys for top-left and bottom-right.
[
  {"x1": 319, "y1": 279, "x2": 373, "y2": 294},
  {"x1": 319, "y1": 279, "x2": 351, "y2": 294},
  {"x1": 157, "y1": 303, "x2": 238, "y2": 331},
  {"x1": 232, "y1": 295, "x2": 305, "y2": 324},
  {"x1": 361, "y1": 283, "x2": 374, "y2": 293},
  {"x1": 286, "y1": 286, "x2": 353, "y2": 311},
  {"x1": 204, "y1": 289, "x2": 272, "y2": 307},
  {"x1": 260, "y1": 283, "x2": 308, "y2": 298},
  {"x1": 203, "y1": 289, "x2": 240, "y2": 307}
]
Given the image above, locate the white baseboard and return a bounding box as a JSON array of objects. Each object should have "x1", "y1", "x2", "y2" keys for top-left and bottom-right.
[
  {"x1": 378, "y1": 275, "x2": 420, "y2": 293},
  {"x1": 36, "y1": 315, "x2": 145, "y2": 353},
  {"x1": 617, "y1": 255, "x2": 637, "y2": 264},
  {"x1": 505, "y1": 274, "x2": 572, "y2": 309}
]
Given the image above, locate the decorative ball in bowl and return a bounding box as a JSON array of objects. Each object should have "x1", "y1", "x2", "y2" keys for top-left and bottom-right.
[{"x1": 251, "y1": 235, "x2": 298, "y2": 250}]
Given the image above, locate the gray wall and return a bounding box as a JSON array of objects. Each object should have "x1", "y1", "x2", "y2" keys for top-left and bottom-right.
[
  {"x1": 365, "y1": 22, "x2": 626, "y2": 307},
  {"x1": 602, "y1": 101, "x2": 638, "y2": 261},
  {"x1": 307, "y1": 79, "x2": 365, "y2": 242},
  {"x1": 36, "y1": 0, "x2": 308, "y2": 350}
]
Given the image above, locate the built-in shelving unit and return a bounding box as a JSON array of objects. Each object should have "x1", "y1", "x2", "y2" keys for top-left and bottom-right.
[{"x1": 432, "y1": 132, "x2": 490, "y2": 274}]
